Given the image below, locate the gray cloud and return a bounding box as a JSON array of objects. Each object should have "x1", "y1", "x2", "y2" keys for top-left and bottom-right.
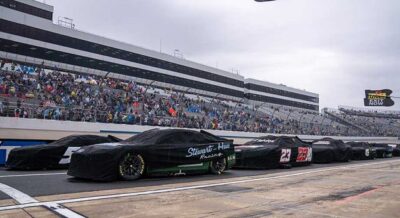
[{"x1": 46, "y1": 0, "x2": 400, "y2": 110}]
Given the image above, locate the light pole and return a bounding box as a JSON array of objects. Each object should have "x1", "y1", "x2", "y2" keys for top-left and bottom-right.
[
  {"x1": 144, "y1": 80, "x2": 156, "y2": 94},
  {"x1": 233, "y1": 98, "x2": 245, "y2": 112},
  {"x1": 211, "y1": 93, "x2": 221, "y2": 104},
  {"x1": 272, "y1": 105, "x2": 283, "y2": 118}
]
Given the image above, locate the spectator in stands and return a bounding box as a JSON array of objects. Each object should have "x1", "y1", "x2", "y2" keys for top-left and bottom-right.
[
  {"x1": 0, "y1": 98, "x2": 3, "y2": 115},
  {"x1": 14, "y1": 107, "x2": 20, "y2": 117}
]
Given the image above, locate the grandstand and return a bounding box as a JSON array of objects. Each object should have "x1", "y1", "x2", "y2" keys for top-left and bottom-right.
[
  {"x1": 323, "y1": 107, "x2": 400, "y2": 137},
  {"x1": 0, "y1": 0, "x2": 318, "y2": 109},
  {"x1": 0, "y1": 0, "x2": 398, "y2": 138}
]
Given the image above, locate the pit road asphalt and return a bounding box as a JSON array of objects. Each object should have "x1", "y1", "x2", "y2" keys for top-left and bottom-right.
[
  {"x1": 0, "y1": 158, "x2": 398, "y2": 198},
  {"x1": 0, "y1": 158, "x2": 400, "y2": 218}
]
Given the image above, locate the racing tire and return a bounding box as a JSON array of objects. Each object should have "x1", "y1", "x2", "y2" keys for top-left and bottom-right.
[
  {"x1": 210, "y1": 157, "x2": 227, "y2": 175},
  {"x1": 280, "y1": 164, "x2": 292, "y2": 169},
  {"x1": 118, "y1": 153, "x2": 145, "y2": 181},
  {"x1": 345, "y1": 151, "x2": 353, "y2": 162}
]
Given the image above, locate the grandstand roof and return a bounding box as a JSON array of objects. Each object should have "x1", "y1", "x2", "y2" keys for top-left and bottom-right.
[{"x1": 15, "y1": 0, "x2": 53, "y2": 12}]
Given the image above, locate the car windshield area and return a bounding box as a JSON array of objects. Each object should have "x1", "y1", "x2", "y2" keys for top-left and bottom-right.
[
  {"x1": 157, "y1": 131, "x2": 224, "y2": 145},
  {"x1": 245, "y1": 136, "x2": 277, "y2": 145},
  {"x1": 124, "y1": 129, "x2": 161, "y2": 144},
  {"x1": 373, "y1": 144, "x2": 388, "y2": 147},
  {"x1": 44, "y1": 135, "x2": 82, "y2": 147}
]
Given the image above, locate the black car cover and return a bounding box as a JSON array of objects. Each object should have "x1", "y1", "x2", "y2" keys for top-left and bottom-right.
[
  {"x1": 372, "y1": 143, "x2": 393, "y2": 158},
  {"x1": 6, "y1": 135, "x2": 120, "y2": 170},
  {"x1": 234, "y1": 135, "x2": 312, "y2": 169},
  {"x1": 68, "y1": 129, "x2": 234, "y2": 181},
  {"x1": 312, "y1": 138, "x2": 353, "y2": 163},
  {"x1": 346, "y1": 142, "x2": 376, "y2": 160},
  {"x1": 393, "y1": 145, "x2": 400, "y2": 157}
]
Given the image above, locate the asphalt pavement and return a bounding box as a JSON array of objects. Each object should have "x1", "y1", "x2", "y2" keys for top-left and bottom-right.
[{"x1": 0, "y1": 158, "x2": 398, "y2": 199}]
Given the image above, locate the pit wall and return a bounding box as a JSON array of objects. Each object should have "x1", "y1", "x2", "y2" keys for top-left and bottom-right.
[{"x1": 1, "y1": 117, "x2": 398, "y2": 143}]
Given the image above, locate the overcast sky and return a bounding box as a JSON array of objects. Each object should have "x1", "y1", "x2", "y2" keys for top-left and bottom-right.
[{"x1": 45, "y1": 0, "x2": 400, "y2": 111}]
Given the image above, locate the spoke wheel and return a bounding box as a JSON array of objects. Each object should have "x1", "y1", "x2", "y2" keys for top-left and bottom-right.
[
  {"x1": 210, "y1": 157, "x2": 227, "y2": 175},
  {"x1": 118, "y1": 153, "x2": 145, "y2": 181}
]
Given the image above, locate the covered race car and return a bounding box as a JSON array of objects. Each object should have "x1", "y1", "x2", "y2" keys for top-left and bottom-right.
[
  {"x1": 68, "y1": 129, "x2": 236, "y2": 181},
  {"x1": 6, "y1": 135, "x2": 120, "y2": 170},
  {"x1": 312, "y1": 138, "x2": 353, "y2": 163},
  {"x1": 393, "y1": 145, "x2": 400, "y2": 157},
  {"x1": 234, "y1": 135, "x2": 312, "y2": 169},
  {"x1": 372, "y1": 143, "x2": 393, "y2": 158},
  {"x1": 346, "y1": 142, "x2": 376, "y2": 160}
]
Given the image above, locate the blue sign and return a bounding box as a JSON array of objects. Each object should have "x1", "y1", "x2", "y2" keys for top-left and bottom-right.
[{"x1": 0, "y1": 140, "x2": 49, "y2": 165}]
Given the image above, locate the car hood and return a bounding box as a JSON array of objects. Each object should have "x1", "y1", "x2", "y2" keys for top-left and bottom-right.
[
  {"x1": 9, "y1": 144, "x2": 58, "y2": 157},
  {"x1": 75, "y1": 142, "x2": 123, "y2": 153}
]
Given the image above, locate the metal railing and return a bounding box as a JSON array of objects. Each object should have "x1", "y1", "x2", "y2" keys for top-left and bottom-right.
[{"x1": 1, "y1": 97, "x2": 396, "y2": 136}]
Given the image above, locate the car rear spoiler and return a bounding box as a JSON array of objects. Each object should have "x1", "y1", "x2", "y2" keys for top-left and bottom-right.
[
  {"x1": 107, "y1": 135, "x2": 123, "y2": 142},
  {"x1": 200, "y1": 130, "x2": 234, "y2": 144}
]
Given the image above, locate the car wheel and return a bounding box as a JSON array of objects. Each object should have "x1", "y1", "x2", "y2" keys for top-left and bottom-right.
[
  {"x1": 280, "y1": 164, "x2": 292, "y2": 169},
  {"x1": 118, "y1": 153, "x2": 145, "y2": 181},
  {"x1": 327, "y1": 151, "x2": 334, "y2": 163},
  {"x1": 210, "y1": 157, "x2": 227, "y2": 175}
]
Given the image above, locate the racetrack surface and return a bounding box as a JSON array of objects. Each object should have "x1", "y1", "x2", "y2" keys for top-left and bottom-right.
[
  {"x1": 0, "y1": 158, "x2": 400, "y2": 217},
  {"x1": 0, "y1": 158, "x2": 394, "y2": 198}
]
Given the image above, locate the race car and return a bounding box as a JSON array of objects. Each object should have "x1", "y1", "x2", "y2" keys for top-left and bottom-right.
[
  {"x1": 68, "y1": 129, "x2": 236, "y2": 181},
  {"x1": 312, "y1": 138, "x2": 353, "y2": 163},
  {"x1": 234, "y1": 135, "x2": 312, "y2": 169},
  {"x1": 393, "y1": 145, "x2": 400, "y2": 157},
  {"x1": 372, "y1": 143, "x2": 393, "y2": 158},
  {"x1": 346, "y1": 142, "x2": 376, "y2": 160},
  {"x1": 6, "y1": 135, "x2": 120, "y2": 170}
]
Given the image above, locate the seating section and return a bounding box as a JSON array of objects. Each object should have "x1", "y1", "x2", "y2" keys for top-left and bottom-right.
[
  {"x1": 0, "y1": 62, "x2": 398, "y2": 137},
  {"x1": 325, "y1": 107, "x2": 400, "y2": 137}
]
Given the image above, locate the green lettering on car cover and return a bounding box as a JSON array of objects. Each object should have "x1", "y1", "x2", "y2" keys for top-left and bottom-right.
[
  {"x1": 227, "y1": 154, "x2": 236, "y2": 167},
  {"x1": 148, "y1": 161, "x2": 210, "y2": 174}
]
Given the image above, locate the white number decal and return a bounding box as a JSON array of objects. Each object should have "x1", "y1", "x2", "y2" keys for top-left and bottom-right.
[
  {"x1": 59, "y1": 147, "x2": 81, "y2": 164},
  {"x1": 307, "y1": 148, "x2": 312, "y2": 161},
  {"x1": 280, "y1": 149, "x2": 291, "y2": 163},
  {"x1": 365, "y1": 149, "x2": 370, "y2": 157}
]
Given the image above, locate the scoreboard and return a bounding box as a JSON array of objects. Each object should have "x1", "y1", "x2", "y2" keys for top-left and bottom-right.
[{"x1": 364, "y1": 89, "x2": 394, "y2": 107}]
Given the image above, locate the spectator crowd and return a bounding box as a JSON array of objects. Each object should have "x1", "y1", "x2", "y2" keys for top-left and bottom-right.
[{"x1": 0, "y1": 62, "x2": 399, "y2": 137}]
